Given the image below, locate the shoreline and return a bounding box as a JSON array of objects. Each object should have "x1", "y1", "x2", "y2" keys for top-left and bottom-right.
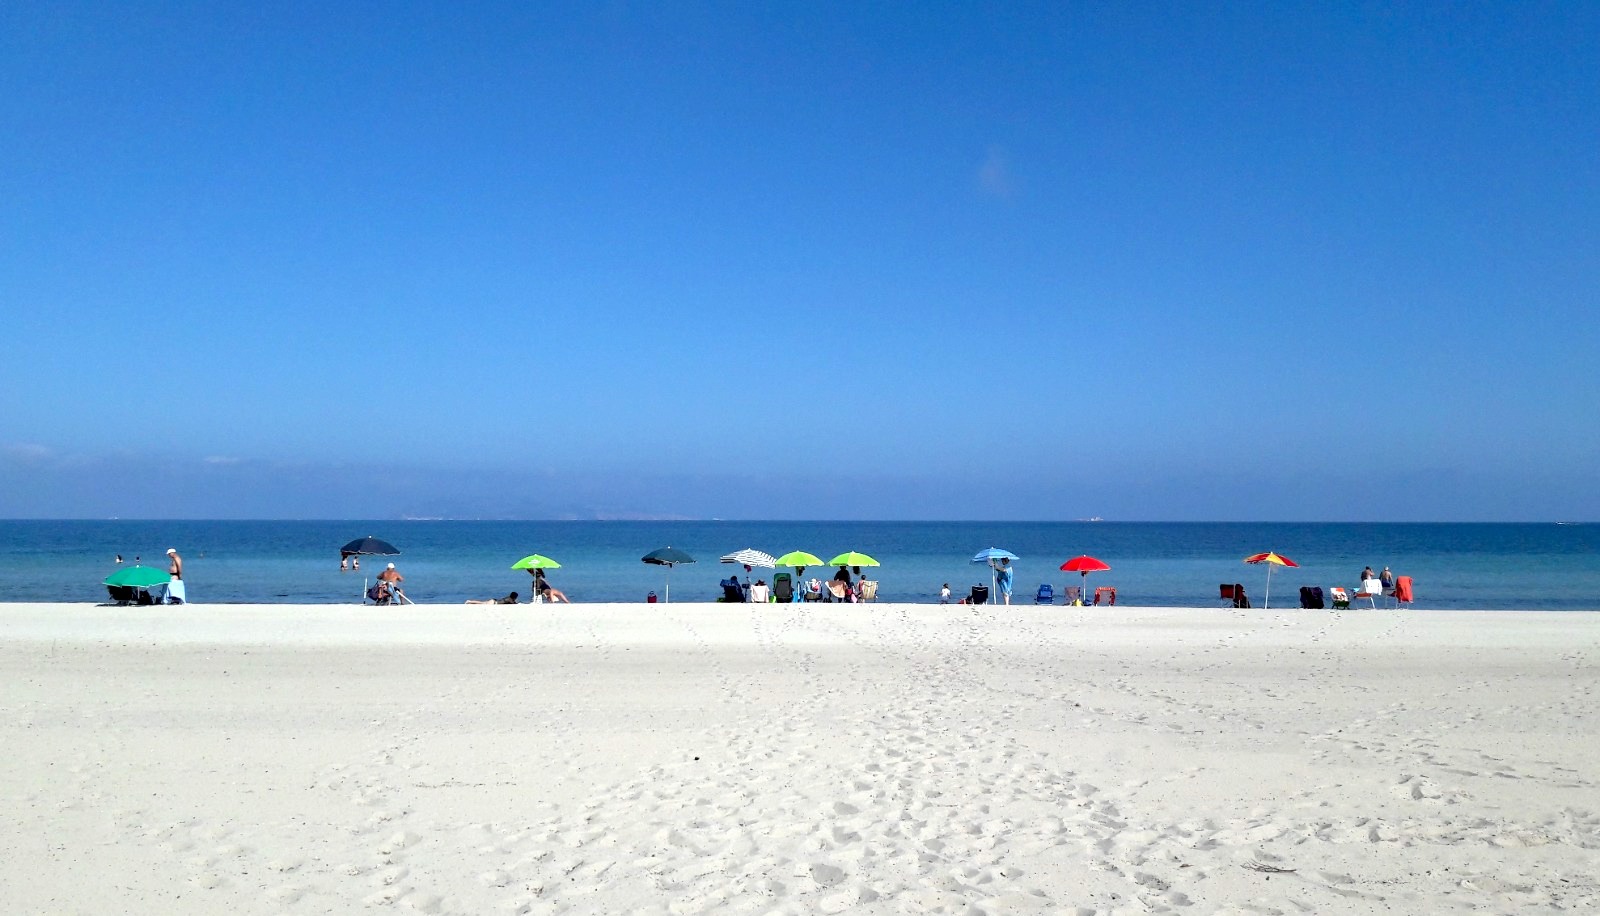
[{"x1": 6, "y1": 603, "x2": 1598, "y2": 913}]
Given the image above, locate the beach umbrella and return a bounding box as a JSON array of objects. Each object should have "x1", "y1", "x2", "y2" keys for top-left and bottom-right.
[
  {"x1": 1244, "y1": 551, "x2": 1298, "y2": 610},
  {"x1": 511, "y1": 554, "x2": 561, "y2": 570},
  {"x1": 104, "y1": 565, "x2": 169, "y2": 588},
  {"x1": 1059, "y1": 555, "x2": 1110, "y2": 603},
  {"x1": 642, "y1": 547, "x2": 696, "y2": 603},
  {"x1": 340, "y1": 536, "x2": 400, "y2": 556},
  {"x1": 719, "y1": 548, "x2": 776, "y2": 570},
  {"x1": 774, "y1": 550, "x2": 824, "y2": 578},
  {"x1": 720, "y1": 549, "x2": 775, "y2": 594},
  {"x1": 972, "y1": 547, "x2": 1019, "y2": 602},
  {"x1": 827, "y1": 551, "x2": 879, "y2": 568}
]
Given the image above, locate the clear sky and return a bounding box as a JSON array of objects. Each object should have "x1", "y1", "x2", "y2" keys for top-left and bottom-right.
[{"x1": 3, "y1": 2, "x2": 1596, "y2": 520}]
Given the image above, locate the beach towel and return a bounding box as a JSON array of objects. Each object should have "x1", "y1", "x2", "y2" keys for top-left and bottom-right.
[{"x1": 1395, "y1": 576, "x2": 1414, "y2": 603}]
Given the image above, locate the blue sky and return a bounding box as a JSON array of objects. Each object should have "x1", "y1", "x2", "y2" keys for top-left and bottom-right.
[{"x1": 2, "y1": 2, "x2": 1596, "y2": 520}]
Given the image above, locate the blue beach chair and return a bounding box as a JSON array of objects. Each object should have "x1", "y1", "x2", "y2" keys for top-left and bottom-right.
[{"x1": 1034, "y1": 583, "x2": 1054, "y2": 604}]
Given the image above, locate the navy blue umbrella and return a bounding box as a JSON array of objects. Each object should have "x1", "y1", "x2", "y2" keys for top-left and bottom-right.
[
  {"x1": 340, "y1": 536, "x2": 400, "y2": 556},
  {"x1": 642, "y1": 547, "x2": 696, "y2": 603}
]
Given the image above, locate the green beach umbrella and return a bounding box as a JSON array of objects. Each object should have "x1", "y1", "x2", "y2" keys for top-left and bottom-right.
[
  {"x1": 828, "y1": 551, "x2": 879, "y2": 567},
  {"x1": 104, "y1": 565, "x2": 169, "y2": 588},
  {"x1": 775, "y1": 551, "x2": 824, "y2": 568},
  {"x1": 642, "y1": 547, "x2": 696, "y2": 603},
  {"x1": 510, "y1": 554, "x2": 562, "y2": 570}
]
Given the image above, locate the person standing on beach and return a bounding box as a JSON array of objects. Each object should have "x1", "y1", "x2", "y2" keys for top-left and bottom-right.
[
  {"x1": 940, "y1": 583, "x2": 950, "y2": 604},
  {"x1": 1361, "y1": 565, "x2": 1375, "y2": 583},
  {"x1": 996, "y1": 557, "x2": 1014, "y2": 605},
  {"x1": 1380, "y1": 566, "x2": 1395, "y2": 590},
  {"x1": 166, "y1": 548, "x2": 183, "y2": 580}
]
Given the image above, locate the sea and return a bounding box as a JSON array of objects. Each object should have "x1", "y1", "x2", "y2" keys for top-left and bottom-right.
[{"x1": 2, "y1": 520, "x2": 1598, "y2": 610}]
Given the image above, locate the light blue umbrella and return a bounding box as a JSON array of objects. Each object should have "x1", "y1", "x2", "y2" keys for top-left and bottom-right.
[{"x1": 971, "y1": 548, "x2": 1019, "y2": 604}]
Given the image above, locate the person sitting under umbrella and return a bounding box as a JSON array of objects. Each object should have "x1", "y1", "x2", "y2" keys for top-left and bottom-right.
[{"x1": 530, "y1": 568, "x2": 571, "y2": 603}]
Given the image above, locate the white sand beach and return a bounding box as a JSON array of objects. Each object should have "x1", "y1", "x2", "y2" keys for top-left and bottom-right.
[{"x1": 3, "y1": 602, "x2": 1598, "y2": 915}]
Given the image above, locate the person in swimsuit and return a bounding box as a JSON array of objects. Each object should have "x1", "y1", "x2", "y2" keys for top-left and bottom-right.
[
  {"x1": 531, "y1": 568, "x2": 571, "y2": 603},
  {"x1": 466, "y1": 592, "x2": 520, "y2": 605},
  {"x1": 378, "y1": 563, "x2": 407, "y2": 603},
  {"x1": 166, "y1": 548, "x2": 183, "y2": 580}
]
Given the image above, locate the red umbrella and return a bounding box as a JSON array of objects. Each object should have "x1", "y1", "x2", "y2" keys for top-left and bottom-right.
[
  {"x1": 1059, "y1": 555, "x2": 1110, "y2": 604},
  {"x1": 1243, "y1": 551, "x2": 1298, "y2": 610}
]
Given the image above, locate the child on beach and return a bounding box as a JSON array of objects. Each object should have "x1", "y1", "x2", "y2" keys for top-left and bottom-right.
[{"x1": 940, "y1": 583, "x2": 950, "y2": 604}]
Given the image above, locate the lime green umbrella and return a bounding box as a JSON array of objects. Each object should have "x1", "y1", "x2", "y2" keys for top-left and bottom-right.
[
  {"x1": 775, "y1": 551, "x2": 823, "y2": 568},
  {"x1": 104, "y1": 565, "x2": 169, "y2": 588},
  {"x1": 511, "y1": 554, "x2": 561, "y2": 570},
  {"x1": 828, "y1": 551, "x2": 879, "y2": 567}
]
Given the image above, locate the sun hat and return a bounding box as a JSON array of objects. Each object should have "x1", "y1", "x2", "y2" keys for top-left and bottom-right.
[{"x1": 166, "y1": 548, "x2": 176, "y2": 554}]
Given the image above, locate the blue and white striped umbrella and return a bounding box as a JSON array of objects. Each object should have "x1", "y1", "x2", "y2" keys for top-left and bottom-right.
[{"x1": 719, "y1": 548, "x2": 777, "y2": 569}]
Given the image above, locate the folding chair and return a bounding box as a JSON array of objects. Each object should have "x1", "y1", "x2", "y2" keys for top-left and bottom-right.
[
  {"x1": 1093, "y1": 586, "x2": 1117, "y2": 606},
  {"x1": 1394, "y1": 576, "x2": 1414, "y2": 609},
  {"x1": 1034, "y1": 583, "x2": 1054, "y2": 604}
]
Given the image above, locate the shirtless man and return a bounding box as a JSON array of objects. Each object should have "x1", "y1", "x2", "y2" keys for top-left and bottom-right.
[
  {"x1": 166, "y1": 548, "x2": 183, "y2": 580},
  {"x1": 378, "y1": 563, "x2": 407, "y2": 603}
]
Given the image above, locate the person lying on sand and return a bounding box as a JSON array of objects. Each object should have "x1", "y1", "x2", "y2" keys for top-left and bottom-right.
[{"x1": 465, "y1": 592, "x2": 520, "y2": 605}]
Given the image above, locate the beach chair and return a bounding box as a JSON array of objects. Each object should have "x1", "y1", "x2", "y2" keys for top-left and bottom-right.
[
  {"x1": 773, "y1": 573, "x2": 794, "y2": 603},
  {"x1": 107, "y1": 585, "x2": 135, "y2": 605},
  {"x1": 1356, "y1": 579, "x2": 1383, "y2": 609},
  {"x1": 969, "y1": 584, "x2": 989, "y2": 605},
  {"x1": 1034, "y1": 583, "x2": 1054, "y2": 604},
  {"x1": 1063, "y1": 586, "x2": 1082, "y2": 606},
  {"x1": 1394, "y1": 576, "x2": 1414, "y2": 608},
  {"x1": 1328, "y1": 587, "x2": 1350, "y2": 610},
  {"x1": 1220, "y1": 583, "x2": 1237, "y2": 607},
  {"x1": 1299, "y1": 586, "x2": 1321, "y2": 609},
  {"x1": 825, "y1": 581, "x2": 848, "y2": 602},
  {"x1": 720, "y1": 581, "x2": 745, "y2": 602},
  {"x1": 1311, "y1": 586, "x2": 1326, "y2": 609},
  {"x1": 859, "y1": 580, "x2": 878, "y2": 602},
  {"x1": 1093, "y1": 586, "x2": 1117, "y2": 606},
  {"x1": 803, "y1": 579, "x2": 824, "y2": 601}
]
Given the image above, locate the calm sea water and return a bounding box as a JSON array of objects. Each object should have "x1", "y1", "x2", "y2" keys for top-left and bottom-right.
[{"x1": 1, "y1": 520, "x2": 1597, "y2": 610}]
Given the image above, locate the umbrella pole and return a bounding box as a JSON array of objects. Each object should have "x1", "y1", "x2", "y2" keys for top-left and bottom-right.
[{"x1": 1264, "y1": 565, "x2": 1272, "y2": 610}]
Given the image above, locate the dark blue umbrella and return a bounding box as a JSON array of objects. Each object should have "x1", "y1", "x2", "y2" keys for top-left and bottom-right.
[
  {"x1": 642, "y1": 547, "x2": 696, "y2": 603},
  {"x1": 340, "y1": 536, "x2": 400, "y2": 556}
]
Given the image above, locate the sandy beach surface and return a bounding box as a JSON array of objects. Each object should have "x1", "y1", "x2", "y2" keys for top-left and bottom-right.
[{"x1": 3, "y1": 603, "x2": 1598, "y2": 915}]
